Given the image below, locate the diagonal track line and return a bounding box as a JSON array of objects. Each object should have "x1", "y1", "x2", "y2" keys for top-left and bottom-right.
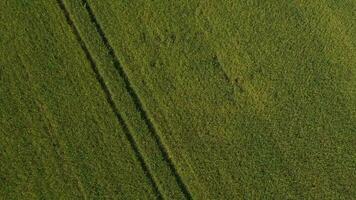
[
  {"x1": 55, "y1": 0, "x2": 163, "y2": 199},
  {"x1": 79, "y1": 1, "x2": 193, "y2": 199}
]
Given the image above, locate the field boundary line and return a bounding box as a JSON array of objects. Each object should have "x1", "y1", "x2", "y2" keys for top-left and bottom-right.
[
  {"x1": 55, "y1": 1, "x2": 163, "y2": 199},
  {"x1": 78, "y1": 1, "x2": 193, "y2": 199}
]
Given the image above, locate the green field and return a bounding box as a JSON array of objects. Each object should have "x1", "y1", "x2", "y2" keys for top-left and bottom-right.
[{"x1": 0, "y1": 0, "x2": 355, "y2": 199}]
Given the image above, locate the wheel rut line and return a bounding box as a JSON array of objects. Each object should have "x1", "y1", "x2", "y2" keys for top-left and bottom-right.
[
  {"x1": 79, "y1": 1, "x2": 193, "y2": 199},
  {"x1": 55, "y1": 1, "x2": 163, "y2": 199}
]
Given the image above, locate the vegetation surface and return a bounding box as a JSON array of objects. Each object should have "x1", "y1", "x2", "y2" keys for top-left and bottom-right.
[{"x1": 0, "y1": 0, "x2": 355, "y2": 199}]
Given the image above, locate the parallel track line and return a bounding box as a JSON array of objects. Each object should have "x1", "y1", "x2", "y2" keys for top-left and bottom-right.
[
  {"x1": 56, "y1": 1, "x2": 163, "y2": 199},
  {"x1": 79, "y1": 1, "x2": 193, "y2": 199}
]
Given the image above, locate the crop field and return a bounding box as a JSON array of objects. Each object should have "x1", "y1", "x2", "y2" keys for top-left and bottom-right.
[{"x1": 0, "y1": 0, "x2": 355, "y2": 199}]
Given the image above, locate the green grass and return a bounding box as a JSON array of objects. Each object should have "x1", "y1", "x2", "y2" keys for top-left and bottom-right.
[
  {"x1": 0, "y1": 1, "x2": 159, "y2": 199},
  {"x1": 1, "y1": 0, "x2": 355, "y2": 199}
]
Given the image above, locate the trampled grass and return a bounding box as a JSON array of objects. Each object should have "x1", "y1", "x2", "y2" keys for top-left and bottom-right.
[{"x1": 1, "y1": 0, "x2": 355, "y2": 199}]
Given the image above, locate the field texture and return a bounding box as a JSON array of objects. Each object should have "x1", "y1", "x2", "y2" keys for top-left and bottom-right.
[{"x1": 1, "y1": 0, "x2": 355, "y2": 199}]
